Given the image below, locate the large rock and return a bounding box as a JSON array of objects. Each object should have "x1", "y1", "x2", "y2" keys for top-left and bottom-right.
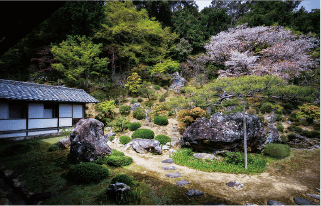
[
  {"x1": 107, "y1": 183, "x2": 131, "y2": 202},
  {"x1": 58, "y1": 137, "x2": 71, "y2": 149},
  {"x1": 170, "y1": 72, "x2": 186, "y2": 91},
  {"x1": 181, "y1": 112, "x2": 281, "y2": 153},
  {"x1": 131, "y1": 103, "x2": 141, "y2": 111},
  {"x1": 293, "y1": 197, "x2": 317, "y2": 205},
  {"x1": 69, "y1": 118, "x2": 112, "y2": 163},
  {"x1": 131, "y1": 138, "x2": 162, "y2": 154}
]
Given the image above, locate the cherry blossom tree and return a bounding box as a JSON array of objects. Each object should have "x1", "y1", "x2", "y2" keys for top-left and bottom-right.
[{"x1": 204, "y1": 23, "x2": 319, "y2": 81}]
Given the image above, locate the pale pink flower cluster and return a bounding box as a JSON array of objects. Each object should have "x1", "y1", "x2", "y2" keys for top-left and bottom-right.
[{"x1": 204, "y1": 23, "x2": 319, "y2": 80}]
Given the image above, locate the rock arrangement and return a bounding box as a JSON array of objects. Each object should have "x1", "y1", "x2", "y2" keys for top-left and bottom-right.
[
  {"x1": 170, "y1": 72, "x2": 186, "y2": 91},
  {"x1": 130, "y1": 103, "x2": 141, "y2": 111},
  {"x1": 131, "y1": 138, "x2": 162, "y2": 154},
  {"x1": 107, "y1": 182, "x2": 131, "y2": 202}
]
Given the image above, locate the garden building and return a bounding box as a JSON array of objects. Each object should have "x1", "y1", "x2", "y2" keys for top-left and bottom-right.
[{"x1": 0, "y1": 79, "x2": 99, "y2": 140}]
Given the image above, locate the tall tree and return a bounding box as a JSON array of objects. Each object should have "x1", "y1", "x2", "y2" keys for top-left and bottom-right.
[{"x1": 51, "y1": 35, "x2": 109, "y2": 91}]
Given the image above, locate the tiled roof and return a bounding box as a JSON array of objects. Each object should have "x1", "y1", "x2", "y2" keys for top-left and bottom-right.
[{"x1": 0, "y1": 79, "x2": 99, "y2": 103}]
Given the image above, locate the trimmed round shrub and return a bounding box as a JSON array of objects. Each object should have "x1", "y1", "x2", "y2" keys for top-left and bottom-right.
[
  {"x1": 263, "y1": 143, "x2": 291, "y2": 158},
  {"x1": 128, "y1": 122, "x2": 141, "y2": 131},
  {"x1": 119, "y1": 105, "x2": 131, "y2": 115},
  {"x1": 280, "y1": 135, "x2": 288, "y2": 143},
  {"x1": 288, "y1": 133, "x2": 297, "y2": 140},
  {"x1": 132, "y1": 129, "x2": 155, "y2": 139},
  {"x1": 277, "y1": 125, "x2": 284, "y2": 132},
  {"x1": 294, "y1": 126, "x2": 303, "y2": 133},
  {"x1": 110, "y1": 149, "x2": 125, "y2": 157},
  {"x1": 154, "y1": 85, "x2": 161, "y2": 90},
  {"x1": 109, "y1": 136, "x2": 115, "y2": 142},
  {"x1": 260, "y1": 102, "x2": 273, "y2": 114},
  {"x1": 94, "y1": 156, "x2": 108, "y2": 165},
  {"x1": 137, "y1": 98, "x2": 143, "y2": 102},
  {"x1": 302, "y1": 130, "x2": 320, "y2": 138},
  {"x1": 288, "y1": 117, "x2": 295, "y2": 122},
  {"x1": 288, "y1": 125, "x2": 296, "y2": 132},
  {"x1": 276, "y1": 115, "x2": 283, "y2": 122},
  {"x1": 119, "y1": 135, "x2": 131, "y2": 145},
  {"x1": 153, "y1": 116, "x2": 168, "y2": 126},
  {"x1": 290, "y1": 113, "x2": 298, "y2": 120},
  {"x1": 0, "y1": 143, "x2": 33, "y2": 157},
  {"x1": 155, "y1": 135, "x2": 171, "y2": 145},
  {"x1": 111, "y1": 174, "x2": 135, "y2": 187},
  {"x1": 66, "y1": 162, "x2": 110, "y2": 183},
  {"x1": 107, "y1": 156, "x2": 133, "y2": 167},
  {"x1": 133, "y1": 110, "x2": 145, "y2": 120}
]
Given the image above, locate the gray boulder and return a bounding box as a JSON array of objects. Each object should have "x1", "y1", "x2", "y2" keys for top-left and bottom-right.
[
  {"x1": 107, "y1": 183, "x2": 131, "y2": 202},
  {"x1": 162, "y1": 145, "x2": 170, "y2": 150},
  {"x1": 225, "y1": 181, "x2": 244, "y2": 188},
  {"x1": 169, "y1": 149, "x2": 177, "y2": 155},
  {"x1": 69, "y1": 118, "x2": 112, "y2": 163},
  {"x1": 177, "y1": 180, "x2": 190, "y2": 187},
  {"x1": 163, "y1": 166, "x2": 177, "y2": 170},
  {"x1": 293, "y1": 197, "x2": 317, "y2": 205},
  {"x1": 186, "y1": 189, "x2": 204, "y2": 197},
  {"x1": 131, "y1": 103, "x2": 141, "y2": 111},
  {"x1": 166, "y1": 172, "x2": 181, "y2": 178},
  {"x1": 170, "y1": 72, "x2": 186, "y2": 91},
  {"x1": 267, "y1": 200, "x2": 286, "y2": 205},
  {"x1": 181, "y1": 112, "x2": 281, "y2": 153},
  {"x1": 162, "y1": 159, "x2": 174, "y2": 164},
  {"x1": 58, "y1": 137, "x2": 71, "y2": 149},
  {"x1": 131, "y1": 138, "x2": 162, "y2": 154},
  {"x1": 307, "y1": 194, "x2": 320, "y2": 200},
  {"x1": 265, "y1": 114, "x2": 277, "y2": 123}
]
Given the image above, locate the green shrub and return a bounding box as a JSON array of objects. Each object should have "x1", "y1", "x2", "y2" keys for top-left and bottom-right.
[
  {"x1": 107, "y1": 156, "x2": 133, "y2": 167},
  {"x1": 133, "y1": 109, "x2": 145, "y2": 120},
  {"x1": 263, "y1": 143, "x2": 291, "y2": 158},
  {"x1": 153, "y1": 116, "x2": 168, "y2": 126},
  {"x1": 111, "y1": 174, "x2": 135, "y2": 187},
  {"x1": 110, "y1": 149, "x2": 125, "y2": 157},
  {"x1": 119, "y1": 105, "x2": 131, "y2": 115},
  {"x1": 276, "y1": 115, "x2": 283, "y2": 122},
  {"x1": 119, "y1": 135, "x2": 131, "y2": 145},
  {"x1": 283, "y1": 103, "x2": 294, "y2": 110},
  {"x1": 154, "y1": 85, "x2": 161, "y2": 90},
  {"x1": 288, "y1": 126, "x2": 296, "y2": 131},
  {"x1": 300, "y1": 121, "x2": 310, "y2": 126},
  {"x1": 66, "y1": 162, "x2": 110, "y2": 183},
  {"x1": 288, "y1": 133, "x2": 297, "y2": 140},
  {"x1": 132, "y1": 129, "x2": 155, "y2": 139},
  {"x1": 288, "y1": 117, "x2": 296, "y2": 122},
  {"x1": 260, "y1": 102, "x2": 273, "y2": 114},
  {"x1": 109, "y1": 136, "x2": 115, "y2": 142},
  {"x1": 290, "y1": 112, "x2": 298, "y2": 120},
  {"x1": 0, "y1": 143, "x2": 33, "y2": 157},
  {"x1": 167, "y1": 110, "x2": 174, "y2": 116},
  {"x1": 94, "y1": 156, "x2": 108, "y2": 165},
  {"x1": 137, "y1": 98, "x2": 143, "y2": 102},
  {"x1": 224, "y1": 152, "x2": 264, "y2": 167},
  {"x1": 128, "y1": 122, "x2": 141, "y2": 131},
  {"x1": 155, "y1": 135, "x2": 171, "y2": 145},
  {"x1": 130, "y1": 99, "x2": 137, "y2": 104},
  {"x1": 313, "y1": 124, "x2": 320, "y2": 130},
  {"x1": 302, "y1": 130, "x2": 320, "y2": 138},
  {"x1": 294, "y1": 126, "x2": 303, "y2": 133},
  {"x1": 284, "y1": 130, "x2": 289, "y2": 133},
  {"x1": 282, "y1": 109, "x2": 292, "y2": 115},
  {"x1": 48, "y1": 143, "x2": 60, "y2": 152},
  {"x1": 280, "y1": 135, "x2": 288, "y2": 143},
  {"x1": 292, "y1": 122, "x2": 300, "y2": 126},
  {"x1": 277, "y1": 125, "x2": 284, "y2": 132}
]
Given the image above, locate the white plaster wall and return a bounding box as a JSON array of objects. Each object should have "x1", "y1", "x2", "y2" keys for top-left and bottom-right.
[
  {"x1": 73, "y1": 105, "x2": 83, "y2": 118},
  {"x1": 43, "y1": 109, "x2": 53, "y2": 118},
  {"x1": 0, "y1": 102, "x2": 9, "y2": 119},
  {"x1": 28, "y1": 130, "x2": 58, "y2": 136},
  {"x1": 59, "y1": 104, "x2": 72, "y2": 117},
  {"x1": 28, "y1": 119, "x2": 58, "y2": 129},
  {"x1": 59, "y1": 118, "x2": 72, "y2": 127},
  {"x1": 0, "y1": 120, "x2": 26, "y2": 131},
  {"x1": 29, "y1": 103, "x2": 44, "y2": 118},
  {"x1": 0, "y1": 132, "x2": 27, "y2": 138}
]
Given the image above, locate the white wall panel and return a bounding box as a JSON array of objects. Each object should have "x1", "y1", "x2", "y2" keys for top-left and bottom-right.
[
  {"x1": 73, "y1": 105, "x2": 83, "y2": 118},
  {"x1": 28, "y1": 119, "x2": 58, "y2": 129},
  {"x1": 59, "y1": 118, "x2": 72, "y2": 127},
  {"x1": 29, "y1": 103, "x2": 44, "y2": 118},
  {"x1": 0, "y1": 132, "x2": 26, "y2": 138},
  {"x1": 59, "y1": 104, "x2": 72, "y2": 117},
  {"x1": 0, "y1": 120, "x2": 26, "y2": 131},
  {"x1": 28, "y1": 130, "x2": 58, "y2": 136},
  {"x1": 0, "y1": 102, "x2": 9, "y2": 119}
]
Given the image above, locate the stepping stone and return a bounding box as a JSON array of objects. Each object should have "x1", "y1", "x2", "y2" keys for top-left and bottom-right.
[
  {"x1": 163, "y1": 166, "x2": 177, "y2": 170},
  {"x1": 165, "y1": 172, "x2": 181, "y2": 178},
  {"x1": 267, "y1": 200, "x2": 286, "y2": 205},
  {"x1": 185, "y1": 189, "x2": 204, "y2": 197},
  {"x1": 226, "y1": 181, "x2": 244, "y2": 188},
  {"x1": 307, "y1": 194, "x2": 320, "y2": 200},
  {"x1": 162, "y1": 159, "x2": 174, "y2": 164},
  {"x1": 293, "y1": 197, "x2": 317, "y2": 205},
  {"x1": 176, "y1": 180, "x2": 190, "y2": 187}
]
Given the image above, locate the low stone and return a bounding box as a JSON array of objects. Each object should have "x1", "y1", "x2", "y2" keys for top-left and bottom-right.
[
  {"x1": 162, "y1": 145, "x2": 170, "y2": 150},
  {"x1": 107, "y1": 141, "x2": 112, "y2": 146},
  {"x1": 225, "y1": 181, "x2": 244, "y2": 188},
  {"x1": 165, "y1": 172, "x2": 181, "y2": 178},
  {"x1": 123, "y1": 142, "x2": 133, "y2": 150},
  {"x1": 316, "y1": 188, "x2": 320, "y2": 192},
  {"x1": 193, "y1": 153, "x2": 221, "y2": 161},
  {"x1": 112, "y1": 137, "x2": 117, "y2": 143},
  {"x1": 169, "y1": 149, "x2": 177, "y2": 155},
  {"x1": 265, "y1": 114, "x2": 277, "y2": 123},
  {"x1": 162, "y1": 159, "x2": 174, "y2": 164},
  {"x1": 307, "y1": 194, "x2": 320, "y2": 200},
  {"x1": 58, "y1": 137, "x2": 71, "y2": 149},
  {"x1": 166, "y1": 142, "x2": 171, "y2": 146},
  {"x1": 131, "y1": 103, "x2": 141, "y2": 111},
  {"x1": 267, "y1": 200, "x2": 286, "y2": 205},
  {"x1": 163, "y1": 166, "x2": 177, "y2": 170},
  {"x1": 12, "y1": 178, "x2": 25, "y2": 188},
  {"x1": 287, "y1": 121, "x2": 292, "y2": 125},
  {"x1": 185, "y1": 189, "x2": 204, "y2": 197},
  {"x1": 107, "y1": 183, "x2": 131, "y2": 202},
  {"x1": 105, "y1": 127, "x2": 112, "y2": 131},
  {"x1": 293, "y1": 197, "x2": 317, "y2": 205},
  {"x1": 170, "y1": 72, "x2": 186, "y2": 91},
  {"x1": 176, "y1": 180, "x2": 190, "y2": 187},
  {"x1": 118, "y1": 144, "x2": 124, "y2": 147},
  {"x1": 106, "y1": 131, "x2": 116, "y2": 138},
  {"x1": 131, "y1": 138, "x2": 162, "y2": 154},
  {"x1": 69, "y1": 118, "x2": 112, "y2": 163}
]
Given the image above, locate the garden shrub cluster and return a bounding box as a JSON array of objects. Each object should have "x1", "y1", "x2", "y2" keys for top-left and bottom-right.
[
  {"x1": 152, "y1": 103, "x2": 170, "y2": 117},
  {"x1": 277, "y1": 125, "x2": 284, "y2": 132},
  {"x1": 66, "y1": 162, "x2": 110, "y2": 183},
  {"x1": 153, "y1": 116, "x2": 168, "y2": 125},
  {"x1": 111, "y1": 174, "x2": 135, "y2": 187},
  {"x1": 155, "y1": 135, "x2": 171, "y2": 145},
  {"x1": 287, "y1": 133, "x2": 297, "y2": 140},
  {"x1": 133, "y1": 109, "x2": 145, "y2": 120},
  {"x1": 296, "y1": 103, "x2": 320, "y2": 123},
  {"x1": 280, "y1": 135, "x2": 288, "y2": 143},
  {"x1": 132, "y1": 129, "x2": 155, "y2": 139},
  {"x1": 119, "y1": 105, "x2": 131, "y2": 115},
  {"x1": 119, "y1": 135, "x2": 131, "y2": 145},
  {"x1": 177, "y1": 107, "x2": 206, "y2": 133},
  {"x1": 260, "y1": 102, "x2": 282, "y2": 114},
  {"x1": 128, "y1": 122, "x2": 142, "y2": 131},
  {"x1": 107, "y1": 156, "x2": 133, "y2": 167},
  {"x1": 263, "y1": 143, "x2": 291, "y2": 158}
]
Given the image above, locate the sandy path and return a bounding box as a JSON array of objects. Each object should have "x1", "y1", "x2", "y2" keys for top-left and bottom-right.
[{"x1": 108, "y1": 143, "x2": 309, "y2": 205}]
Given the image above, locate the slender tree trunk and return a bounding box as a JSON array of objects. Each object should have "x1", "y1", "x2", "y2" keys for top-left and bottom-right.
[{"x1": 242, "y1": 97, "x2": 248, "y2": 170}]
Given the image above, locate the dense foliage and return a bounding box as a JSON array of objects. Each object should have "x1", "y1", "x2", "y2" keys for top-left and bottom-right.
[
  {"x1": 110, "y1": 174, "x2": 135, "y2": 187},
  {"x1": 119, "y1": 135, "x2": 131, "y2": 145},
  {"x1": 106, "y1": 156, "x2": 133, "y2": 167},
  {"x1": 155, "y1": 135, "x2": 171, "y2": 145},
  {"x1": 263, "y1": 143, "x2": 291, "y2": 158},
  {"x1": 177, "y1": 107, "x2": 206, "y2": 133},
  {"x1": 128, "y1": 122, "x2": 142, "y2": 131},
  {"x1": 119, "y1": 105, "x2": 131, "y2": 115},
  {"x1": 153, "y1": 116, "x2": 169, "y2": 126},
  {"x1": 132, "y1": 129, "x2": 155, "y2": 139},
  {"x1": 66, "y1": 162, "x2": 110, "y2": 183}
]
